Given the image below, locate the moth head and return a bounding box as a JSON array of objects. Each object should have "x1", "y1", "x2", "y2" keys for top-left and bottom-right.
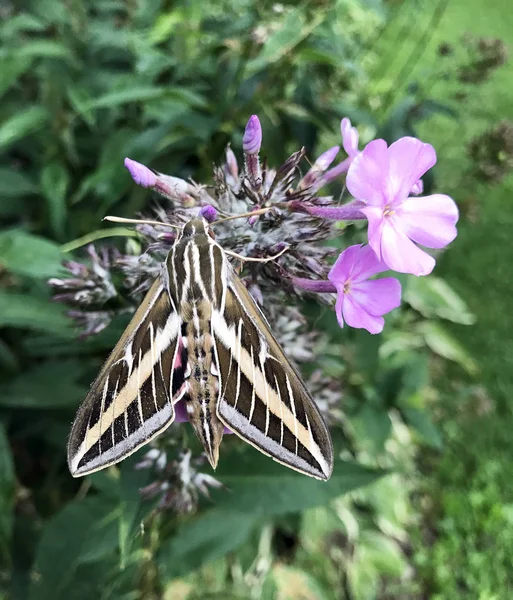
[{"x1": 181, "y1": 218, "x2": 209, "y2": 239}]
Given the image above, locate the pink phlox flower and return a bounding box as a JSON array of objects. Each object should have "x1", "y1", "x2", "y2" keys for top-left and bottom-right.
[
  {"x1": 346, "y1": 137, "x2": 459, "y2": 276},
  {"x1": 328, "y1": 244, "x2": 402, "y2": 335}
]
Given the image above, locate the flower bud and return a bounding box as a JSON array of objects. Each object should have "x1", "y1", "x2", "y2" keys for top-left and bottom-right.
[
  {"x1": 124, "y1": 157, "x2": 157, "y2": 188},
  {"x1": 199, "y1": 204, "x2": 218, "y2": 223},
  {"x1": 242, "y1": 115, "x2": 262, "y2": 155}
]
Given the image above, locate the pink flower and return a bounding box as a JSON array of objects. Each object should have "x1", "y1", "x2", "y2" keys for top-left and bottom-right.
[
  {"x1": 346, "y1": 137, "x2": 458, "y2": 276},
  {"x1": 328, "y1": 245, "x2": 401, "y2": 334}
]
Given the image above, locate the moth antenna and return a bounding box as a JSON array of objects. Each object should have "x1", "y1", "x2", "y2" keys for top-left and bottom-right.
[
  {"x1": 224, "y1": 246, "x2": 288, "y2": 263},
  {"x1": 103, "y1": 216, "x2": 182, "y2": 230},
  {"x1": 211, "y1": 207, "x2": 274, "y2": 226}
]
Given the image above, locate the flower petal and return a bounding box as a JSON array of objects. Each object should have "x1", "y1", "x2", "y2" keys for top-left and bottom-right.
[
  {"x1": 346, "y1": 139, "x2": 389, "y2": 206},
  {"x1": 360, "y1": 205, "x2": 386, "y2": 262},
  {"x1": 334, "y1": 292, "x2": 346, "y2": 328},
  {"x1": 396, "y1": 193, "x2": 459, "y2": 249},
  {"x1": 411, "y1": 179, "x2": 423, "y2": 195},
  {"x1": 350, "y1": 244, "x2": 389, "y2": 281},
  {"x1": 387, "y1": 138, "x2": 436, "y2": 204},
  {"x1": 380, "y1": 219, "x2": 435, "y2": 276},
  {"x1": 328, "y1": 245, "x2": 361, "y2": 284},
  {"x1": 174, "y1": 400, "x2": 189, "y2": 423},
  {"x1": 350, "y1": 278, "x2": 402, "y2": 316},
  {"x1": 341, "y1": 118, "x2": 359, "y2": 157},
  {"x1": 342, "y1": 295, "x2": 385, "y2": 334}
]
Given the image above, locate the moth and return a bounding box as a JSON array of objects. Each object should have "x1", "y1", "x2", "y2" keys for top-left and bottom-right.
[{"x1": 67, "y1": 216, "x2": 333, "y2": 480}]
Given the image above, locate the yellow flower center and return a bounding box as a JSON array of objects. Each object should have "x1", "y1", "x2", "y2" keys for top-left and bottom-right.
[{"x1": 383, "y1": 205, "x2": 395, "y2": 218}]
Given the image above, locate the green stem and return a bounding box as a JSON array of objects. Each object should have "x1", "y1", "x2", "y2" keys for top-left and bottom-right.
[{"x1": 60, "y1": 227, "x2": 139, "y2": 253}]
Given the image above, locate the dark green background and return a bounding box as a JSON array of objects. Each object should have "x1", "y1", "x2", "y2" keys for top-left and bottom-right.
[{"x1": 1, "y1": 1, "x2": 511, "y2": 598}]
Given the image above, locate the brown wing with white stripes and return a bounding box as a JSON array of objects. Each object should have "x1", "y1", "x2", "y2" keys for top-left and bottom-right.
[
  {"x1": 211, "y1": 267, "x2": 334, "y2": 480},
  {"x1": 67, "y1": 276, "x2": 187, "y2": 477}
]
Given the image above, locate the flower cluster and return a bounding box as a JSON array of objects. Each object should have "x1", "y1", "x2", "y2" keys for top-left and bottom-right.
[
  {"x1": 50, "y1": 115, "x2": 458, "y2": 501},
  {"x1": 50, "y1": 114, "x2": 459, "y2": 336},
  {"x1": 136, "y1": 449, "x2": 223, "y2": 513}
]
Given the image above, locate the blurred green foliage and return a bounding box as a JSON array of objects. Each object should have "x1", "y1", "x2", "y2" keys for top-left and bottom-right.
[{"x1": 1, "y1": 0, "x2": 509, "y2": 598}]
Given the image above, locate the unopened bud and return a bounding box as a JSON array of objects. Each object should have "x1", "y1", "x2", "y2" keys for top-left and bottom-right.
[
  {"x1": 124, "y1": 157, "x2": 157, "y2": 188},
  {"x1": 242, "y1": 115, "x2": 262, "y2": 155}
]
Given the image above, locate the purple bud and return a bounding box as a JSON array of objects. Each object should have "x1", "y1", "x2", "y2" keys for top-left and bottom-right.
[
  {"x1": 225, "y1": 146, "x2": 239, "y2": 180},
  {"x1": 301, "y1": 146, "x2": 340, "y2": 188},
  {"x1": 340, "y1": 118, "x2": 359, "y2": 157},
  {"x1": 124, "y1": 157, "x2": 157, "y2": 188},
  {"x1": 311, "y1": 158, "x2": 351, "y2": 192},
  {"x1": 314, "y1": 146, "x2": 340, "y2": 171},
  {"x1": 243, "y1": 115, "x2": 262, "y2": 155},
  {"x1": 62, "y1": 260, "x2": 88, "y2": 277},
  {"x1": 157, "y1": 232, "x2": 177, "y2": 244},
  {"x1": 199, "y1": 205, "x2": 218, "y2": 222}
]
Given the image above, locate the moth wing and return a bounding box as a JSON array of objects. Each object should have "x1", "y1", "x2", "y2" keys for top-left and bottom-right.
[
  {"x1": 68, "y1": 276, "x2": 187, "y2": 477},
  {"x1": 211, "y1": 267, "x2": 334, "y2": 480}
]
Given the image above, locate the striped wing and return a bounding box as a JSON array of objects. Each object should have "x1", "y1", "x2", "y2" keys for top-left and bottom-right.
[
  {"x1": 211, "y1": 267, "x2": 334, "y2": 480},
  {"x1": 67, "y1": 277, "x2": 187, "y2": 477}
]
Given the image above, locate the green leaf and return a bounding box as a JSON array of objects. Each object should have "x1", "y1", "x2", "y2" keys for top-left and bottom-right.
[
  {"x1": 419, "y1": 322, "x2": 478, "y2": 374},
  {"x1": 118, "y1": 457, "x2": 153, "y2": 569},
  {"x1": 83, "y1": 87, "x2": 168, "y2": 110},
  {"x1": 1, "y1": 13, "x2": 46, "y2": 36},
  {"x1": 0, "y1": 55, "x2": 34, "y2": 99},
  {"x1": 0, "y1": 106, "x2": 49, "y2": 150},
  {"x1": 401, "y1": 406, "x2": 442, "y2": 449},
  {"x1": 0, "y1": 359, "x2": 89, "y2": 408},
  {"x1": 67, "y1": 85, "x2": 96, "y2": 127},
  {"x1": 17, "y1": 40, "x2": 73, "y2": 62},
  {"x1": 404, "y1": 276, "x2": 476, "y2": 325},
  {"x1": 159, "y1": 510, "x2": 259, "y2": 581},
  {"x1": 245, "y1": 8, "x2": 327, "y2": 75},
  {"x1": 358, "y1": 532, "x2": 406, "y2": 577},
  {"x1": 209, "y1": 445, "x2": 385, "y2": 516},
  {"x1": 0, "y1": 292, "x2": 73, "y2": 335},
  {"x1": 0, "y1": 230, "x2": 64, "y2": 278},
  {"x1": 352, "y1": 405, "x2": 392, "y2": 453},
  {"x1": 29, "y1": 497, "x2": 119, "y2": 600},
  {"x1": 0, "y1": 423, "x2": 15, "y2": 561},
  {"x1": 0, "y1": 167, "x2": 38, "y2": 197},
  {"x1": 41, "y1": 163, "x2": 70, "y2": 239}
]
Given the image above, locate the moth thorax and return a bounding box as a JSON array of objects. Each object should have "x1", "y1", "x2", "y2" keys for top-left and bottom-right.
[{"x1": 181, "y1": 218, "x2": 209, "y2": 238}]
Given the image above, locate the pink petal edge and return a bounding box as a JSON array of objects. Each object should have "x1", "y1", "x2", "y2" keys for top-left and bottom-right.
[
  {"x1": 380, "y1": 219, "x2": 436, "y2": 276},
  {"x1": 346, "y1": 139, "x2": 389, "y2": 206},
  {"x1": 387, "y1": 138, "x2": 436, "y2": 204},
  {"x1": 396, "y1": 193, "x2": 459, "y2": 249},
  {"x1": 350, "y1": 278, "x2": 402, "y2": 316},
  {"x1": 342, "y1": 295, "x2": 385, "y2": 334}
]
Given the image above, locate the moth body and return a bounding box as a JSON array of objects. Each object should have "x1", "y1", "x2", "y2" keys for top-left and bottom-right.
[
  {"x1": 165, "y1": 220, "x2": 227, "y2": 468},
  {"x1": 67, "y1": 217, "x2": 334, "y2": 480}
]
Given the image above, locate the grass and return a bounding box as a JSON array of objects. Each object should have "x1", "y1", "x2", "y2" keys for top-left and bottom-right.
[{"x1": 372, "y1": 0, "x2": 513, "y2": 597}]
